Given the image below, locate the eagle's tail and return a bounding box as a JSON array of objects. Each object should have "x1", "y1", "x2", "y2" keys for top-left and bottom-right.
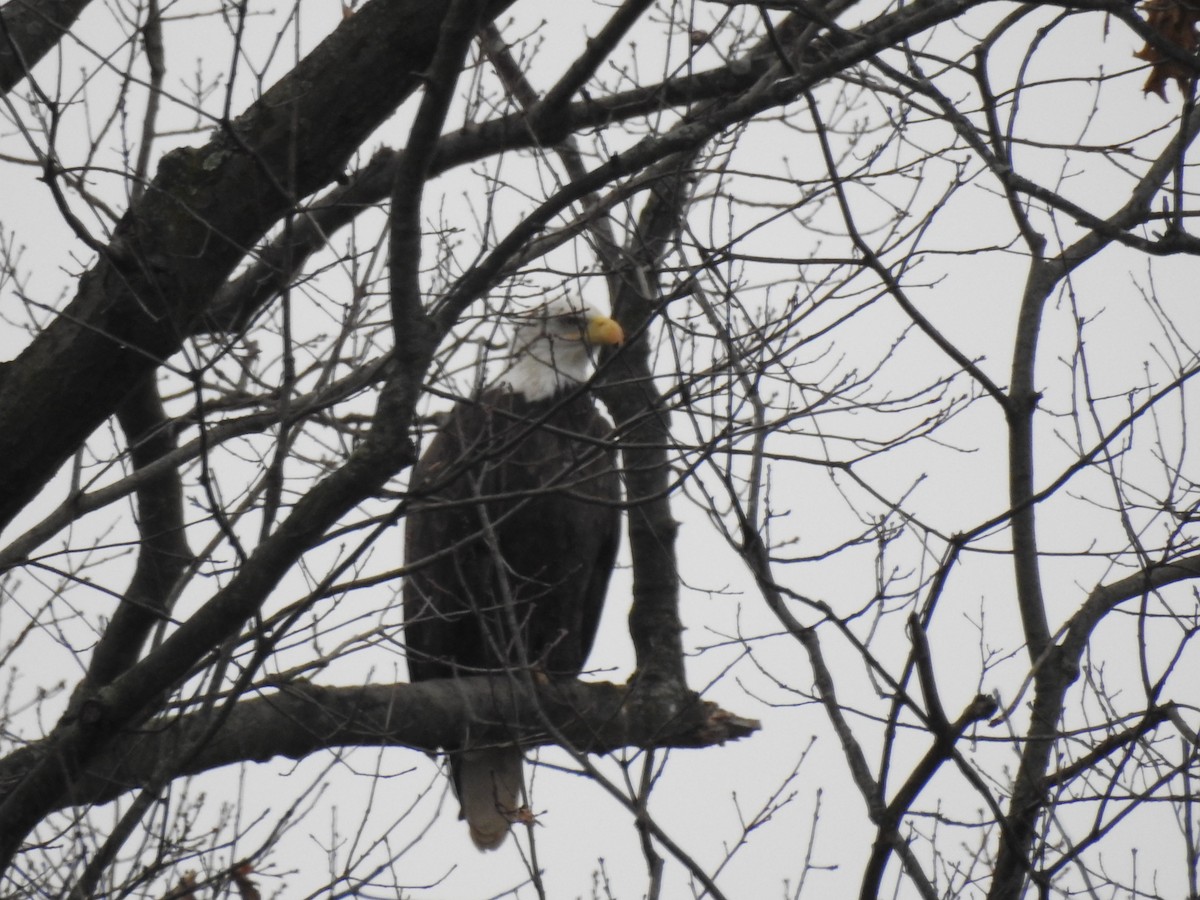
[{"x1": 451, "y1": 747, "x2": 524, "y2": 851}]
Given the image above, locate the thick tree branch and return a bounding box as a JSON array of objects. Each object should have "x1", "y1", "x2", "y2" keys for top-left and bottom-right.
[
  {"x1": 1063, "y1": 554, "x2": 1200, "y2": 670},
  {"x1": 0, "y1": 0, "x2": 94, "y2": 94},
  {"x1": 602, "y1": 164, "x2": 695, "y2": 694},
  {"x1": 85, "y1": 374, "x2": 192, "y2": 688},
  {"x1": 7, "y1": 678, "x2": 759, "y2": 812},
  {"x1": 0, "y1": 0, "x2": 515, "y2": 531}
]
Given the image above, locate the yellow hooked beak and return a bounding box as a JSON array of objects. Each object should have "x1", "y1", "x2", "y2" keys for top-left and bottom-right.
[{"x1": 584, "y1": 314, "x2": 625, "y2": 346}]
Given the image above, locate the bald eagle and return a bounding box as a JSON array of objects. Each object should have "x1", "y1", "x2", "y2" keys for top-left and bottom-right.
[{"x1": 403, "y1": 298, "x2": 624, "y2": 850}]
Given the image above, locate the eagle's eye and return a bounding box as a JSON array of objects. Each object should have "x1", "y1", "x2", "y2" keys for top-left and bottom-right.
[{"x1": 547, "y1": 311, "x2": 588, "y2": 335}]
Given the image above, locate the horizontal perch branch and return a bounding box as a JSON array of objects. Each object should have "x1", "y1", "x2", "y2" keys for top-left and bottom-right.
[{"x1": 28, "y1": 678, "x2": 759, "y2": 811}]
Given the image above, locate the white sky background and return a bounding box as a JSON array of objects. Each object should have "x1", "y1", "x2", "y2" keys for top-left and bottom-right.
[{"x1": 1, "y1": 0, "x2": 1198, "y2": 898}]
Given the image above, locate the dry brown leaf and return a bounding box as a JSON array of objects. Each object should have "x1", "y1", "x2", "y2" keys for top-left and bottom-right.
[
  {"x1": 162, "y1": 871, "x2": 197, "y2": 900},
  {"x1": 232, "y1": 861, "x2": 261, "y2": 900},
  {"x1": 1134, "y1": 0, "x2": 1200, "y2": 98}
]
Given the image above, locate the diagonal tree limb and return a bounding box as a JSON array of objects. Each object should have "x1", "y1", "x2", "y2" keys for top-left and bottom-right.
[
  {"x1": 0, "y1": 0, "x2": 95, "y2": 94},
  {"x1": 0, "y1": 0, "x2": 516, "y2": 531}
]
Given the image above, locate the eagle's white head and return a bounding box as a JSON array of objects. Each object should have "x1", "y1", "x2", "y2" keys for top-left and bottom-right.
[{"x1": 497, "y1": 297, "x2": 624, "y2": 401}]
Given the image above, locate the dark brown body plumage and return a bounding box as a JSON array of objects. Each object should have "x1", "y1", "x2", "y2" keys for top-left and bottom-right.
[{"x1": 403, "y1": 383, "x2": 621, "y2": 848}]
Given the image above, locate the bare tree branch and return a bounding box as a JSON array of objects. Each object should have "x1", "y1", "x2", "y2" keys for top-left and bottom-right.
[{"x1": 9, "y1": 678, "x2": 759, "y2": 812}]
